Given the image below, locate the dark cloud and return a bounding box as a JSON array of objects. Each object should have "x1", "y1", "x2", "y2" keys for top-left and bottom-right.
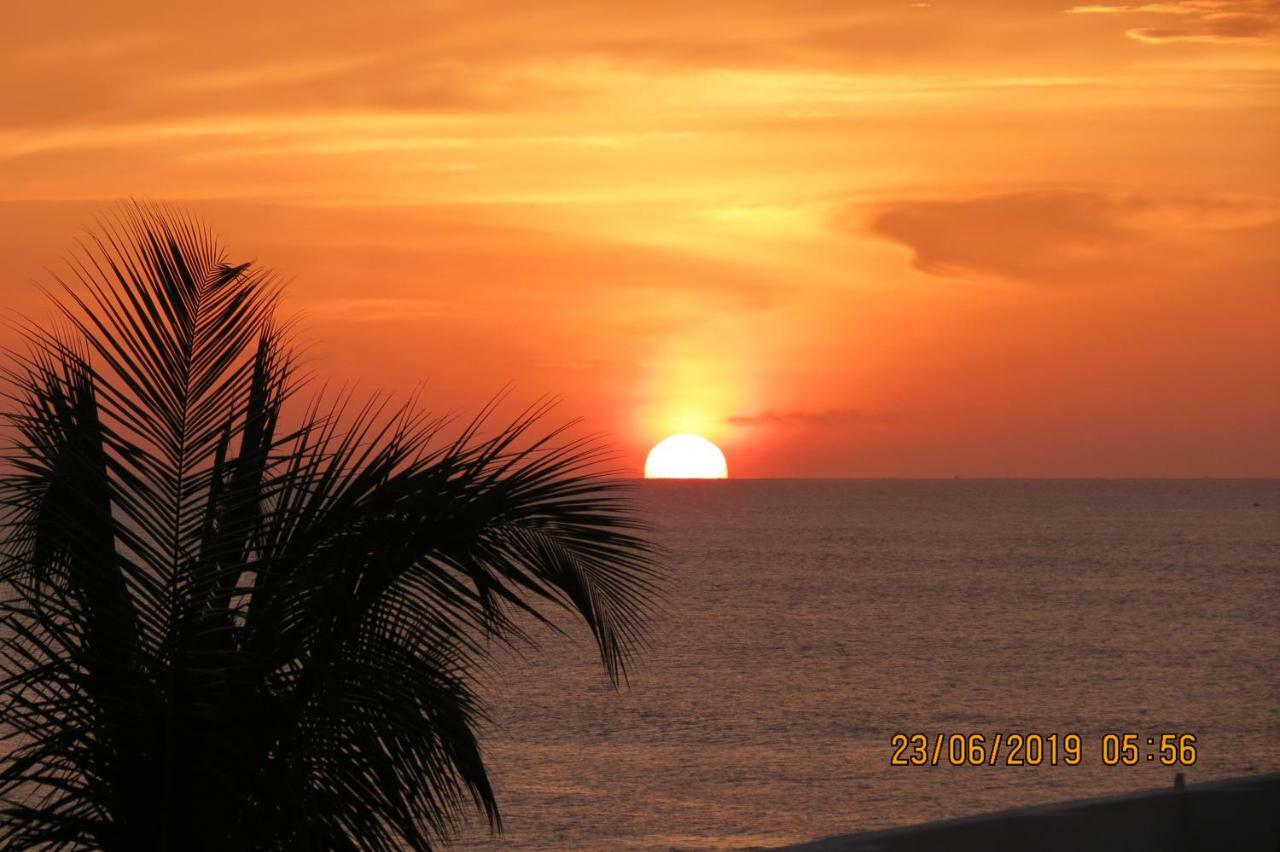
[
  {"x1": 867, "y1": 190, "x2": 1134, "y2": 283},
  {"x1": 861, "y1": 189, "x2": 1280, "y2": 285},
  {"x1": 728, "y1": 409, "x2": 902, "y2": 427}
]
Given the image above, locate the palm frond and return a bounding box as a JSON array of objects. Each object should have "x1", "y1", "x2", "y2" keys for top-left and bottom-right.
[{"x1": 0, "y1": 203, "x2": 662, "y2": 850}]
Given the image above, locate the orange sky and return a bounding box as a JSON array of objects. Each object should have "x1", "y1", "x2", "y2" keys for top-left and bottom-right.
[{"x1": 2, "y1": 1, "x2": 1277, "y2": 476}]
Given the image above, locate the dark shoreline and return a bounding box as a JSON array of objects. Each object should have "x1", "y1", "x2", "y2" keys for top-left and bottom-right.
[{"x1": 774, "y1": 772, "x2": 1280, "y2": 852}]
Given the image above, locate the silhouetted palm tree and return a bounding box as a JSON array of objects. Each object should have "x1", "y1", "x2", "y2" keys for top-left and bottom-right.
[{"x1": 0, "y1": 205, "x2": 660, "y2": 850}]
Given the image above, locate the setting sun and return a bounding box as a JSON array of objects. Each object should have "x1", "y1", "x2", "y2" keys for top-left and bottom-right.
[{"x1": 644, "y1": 434, "x2": 728, "y2": 479}]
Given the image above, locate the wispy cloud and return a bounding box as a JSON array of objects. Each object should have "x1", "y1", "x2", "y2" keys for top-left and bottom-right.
[
  {"x1": 1066, "y1": 1, "x2": 1280, "y2": 43},
  {"x1": 728, "y1": 409, "x2": 903, "y2": 428},
  {"x1": 299, "y1": 297, "x2": 455, "y2": 323}
]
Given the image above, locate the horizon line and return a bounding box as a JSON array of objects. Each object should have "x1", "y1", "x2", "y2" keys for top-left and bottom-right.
[{"x1": 624, "y1": 476, "x2": 1280, "y2": 482}]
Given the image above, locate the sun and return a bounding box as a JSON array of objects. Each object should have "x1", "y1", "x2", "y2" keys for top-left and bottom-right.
[{"x1": 644, "y1": 433, "x2": 728, "y2": 479}]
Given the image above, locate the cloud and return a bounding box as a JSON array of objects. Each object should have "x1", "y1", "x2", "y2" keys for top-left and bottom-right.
[
  {"x1": 862, "y1": 189, "x2": 1280, "y2": 285},
  {"x1": 1066, "y1": 1, "x2": 1280, "y2": 43},
  {"x1": 728, "y1": 409, "x2": 903, "y2": 427},
  {"x1": 0, "y1": 1, "x2": 1204, "y2": 140},
  {"x1": 299, "y1": 297, "x2": 455, "y2": 323}
]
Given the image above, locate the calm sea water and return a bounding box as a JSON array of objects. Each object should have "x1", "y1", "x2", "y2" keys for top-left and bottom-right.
[{"x1": 457, "y1": 480, "x2": 1279, "y2": 851}]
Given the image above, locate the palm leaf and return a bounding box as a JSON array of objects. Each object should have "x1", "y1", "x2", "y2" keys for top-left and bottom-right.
[{"x1": 0, "y1": 203, "x2": 662, "y2": 850}]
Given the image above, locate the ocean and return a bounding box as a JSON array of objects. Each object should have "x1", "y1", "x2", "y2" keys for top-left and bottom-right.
[{"x1": 456, "y1": 480, "x2": 1279, "y2": 851}]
